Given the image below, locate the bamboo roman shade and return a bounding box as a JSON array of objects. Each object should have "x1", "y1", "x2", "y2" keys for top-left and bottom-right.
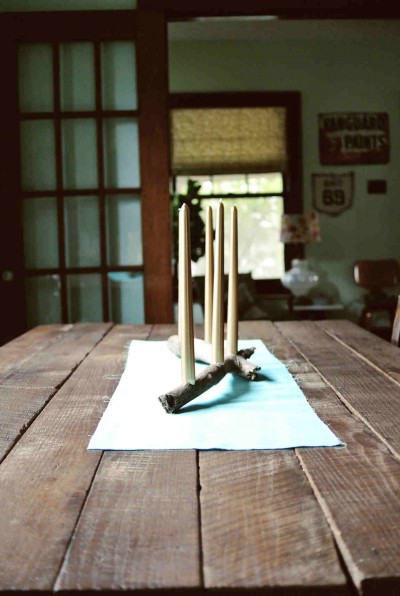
[{"x1": 171, "y1": 107, "x2": 287, "y2": 175}]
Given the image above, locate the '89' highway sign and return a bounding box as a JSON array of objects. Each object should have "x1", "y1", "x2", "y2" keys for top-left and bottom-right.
[{"x1": 312, "y1": 172, "x2": 354, "y2": 216}]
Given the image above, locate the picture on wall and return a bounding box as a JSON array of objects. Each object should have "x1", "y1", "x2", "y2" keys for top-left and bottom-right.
[
  {"x1": 312, "y1": 172, "x2": 354, "y2": 216},
  {"x1": 318, "y1": 112, "x2": 389, "y2": 165}
]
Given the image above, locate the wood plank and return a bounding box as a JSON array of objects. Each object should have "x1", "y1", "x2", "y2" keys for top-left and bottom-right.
[
  {"x1": 316, "y1": 319, "x2": 400, "y2": 383},
  {"x1": 0, "y1": 323, "x2": 112, "y2": 387},
  {"x1": 55, "y1": 323, "x2": 201, "y2": 591},
  {"x1": 0, "y1": 325, "x2": 151, "y2": 591},
  {"x1": 198, "y1": 320, "x2": 348, "y2": 594},
  {"x1": 200, "y1": 451, "x2": 348, "y2": 594},
  {"x1": 276, "y1": 320, "x2": 400, "y2": 460},
  {"x1": 0, "y1": 324, "x2": 68, "y2": 375},
  {"x1": 148, "y1": 323, "x2": 178, "y2": 340},
  {"x1": 265, "y1": 320, "x2": 400, "y2": 595},
  {"x1": 56, "y1": 450, "x2": 201, "y2": 591},
  {"x1": 0, "y1": 323, "x2": 113, "y2": 463}
]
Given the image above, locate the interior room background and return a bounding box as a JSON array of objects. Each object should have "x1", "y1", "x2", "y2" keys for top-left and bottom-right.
[{"x1": 1, "y1": 0, "x2": 399, "y2": 342}]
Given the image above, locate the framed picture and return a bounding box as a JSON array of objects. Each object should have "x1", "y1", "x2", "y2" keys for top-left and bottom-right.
[
  {"x1": 319, "y1": 112, "x2": 389, "y2": 165},
  {"x1": 312, "y1": 172, "x2": 354, "y2": 216}
]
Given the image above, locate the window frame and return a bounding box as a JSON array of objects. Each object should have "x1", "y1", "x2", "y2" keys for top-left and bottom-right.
[{"x1": 169, "y1": 91, "x2": 303, "y2": 294}]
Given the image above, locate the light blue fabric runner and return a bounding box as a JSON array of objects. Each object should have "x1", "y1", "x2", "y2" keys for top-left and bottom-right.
[{"x1": 88, "y1": 339, "x2": 342, "y2": 450}]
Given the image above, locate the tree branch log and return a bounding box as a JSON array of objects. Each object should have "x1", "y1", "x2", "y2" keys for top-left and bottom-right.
[
  {"x1": 158, "y1": 336, "x2": 261, "y2": 413},
  {"x1": 167, "y1": 335, "x2": 258, "y2": 372}
]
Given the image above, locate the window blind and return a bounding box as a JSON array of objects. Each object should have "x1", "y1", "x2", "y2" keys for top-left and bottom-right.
[{"x1": 171, "y1": 107, "x2": 287, "y2": 175}]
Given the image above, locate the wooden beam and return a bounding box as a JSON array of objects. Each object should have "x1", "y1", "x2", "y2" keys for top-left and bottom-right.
[
  {"x1": 139, "y1": 0, "x2": 400, "y2": 19},
  {"x1": 137, "y1": 9, "x2": 174, "y2": 323},
  {"x1": 0, "y1": 11, "x2": 137, "y2": 42}
]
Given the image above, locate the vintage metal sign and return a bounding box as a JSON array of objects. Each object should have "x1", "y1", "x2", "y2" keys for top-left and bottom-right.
[
  {"x1": 319, "y1": 112, "x2": 389, "y2": 165},
  {"x1": 312, "y1": 172, "x2": 354, "y2": 216}
]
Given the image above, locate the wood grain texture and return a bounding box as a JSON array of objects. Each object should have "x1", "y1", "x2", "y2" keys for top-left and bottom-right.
[
  {"x1": 0, "y1": 325, "x2": 150, "y2": 591},
  {"x1": 149, "y1": 323, "x2": 178, "y2": 340},
  {"x1": 137, "y1": 10, "x2": 173, "y2": 324},
  {"x1": 262, "y1": 320, "x2": 400, "y2": 595},
  {"x1": 56, "y1": 322, "x2": 201, "y2": 591},
  {"x1": 200, "y1": 450, "x2": 348, "y2": 594},
  {"x1": 3, "y1": 320, "x2": 400, "y2": 595},
  {"x1": 56, "y1": 450, "x2": 201, "y2": 591},
  {"x1": 197, "y1": 321, "x2": 347, "y2": 593},
  {"x1": 276, "y1": 320, "x2": 400, "y2": 460},
  {"x1": 0, "y1": 323, "x2": 112, "y2": 462},
  {"x1": 0, "y1": 324, "x2": 68, "y2": 375},
  {"x1": 316, "y1": 318, "x2": 400, "y2": 383}
]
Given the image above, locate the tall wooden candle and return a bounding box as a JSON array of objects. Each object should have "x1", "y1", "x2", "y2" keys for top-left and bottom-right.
[
  {"x1": 211, "y1": 200, "x2": 224, "y2": 364},
  {"x1": 179, "y1": 204, "x2": 195, "y2": 385},
  {"x1": 204, "y1": 206, "x2": 214, "y2": 344},
  {"x1": 227, "y1": 205, "x2": 238, "y2": 355}
]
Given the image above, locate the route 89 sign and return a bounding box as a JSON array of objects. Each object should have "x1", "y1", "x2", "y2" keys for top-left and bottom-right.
[{"x1": 312, "y1": 172, "x2": 354, "y2": 216}]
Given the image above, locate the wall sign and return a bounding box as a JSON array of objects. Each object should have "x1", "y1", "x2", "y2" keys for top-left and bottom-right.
[
  {"x1": 319, "y1": 112, "x2": 389, "y2": 165},
  {"x1": 312, "y1": 172, "x2": 354, "y2": 216}
]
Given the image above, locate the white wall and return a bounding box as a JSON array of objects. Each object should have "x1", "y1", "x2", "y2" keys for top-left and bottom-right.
[{"x1": 169, "y1": 32, "x2": 400, "y2": 318}]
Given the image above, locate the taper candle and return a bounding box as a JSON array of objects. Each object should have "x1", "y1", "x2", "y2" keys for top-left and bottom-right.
[
  {"x1": 227, "y1": 205, "x2": 238, "y2": 354},
  {"x1": 204, "y1": 206, "x2": 214, "y2": 344},
  {"x1": 179, "y1": 204, "x2": 195, "y2": 384},
  {"x1": 211, "y1": 200, "x2": 224, "y2": 364}
]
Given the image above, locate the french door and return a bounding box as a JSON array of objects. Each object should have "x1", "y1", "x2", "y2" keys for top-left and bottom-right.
[{"x1": 0, "y1": 10, "x2": 173, "y2": 345}]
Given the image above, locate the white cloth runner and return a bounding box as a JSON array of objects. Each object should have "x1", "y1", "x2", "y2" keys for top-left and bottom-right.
[{"x1": 88, "y1": 339, "x2": 342, "y2": 450}]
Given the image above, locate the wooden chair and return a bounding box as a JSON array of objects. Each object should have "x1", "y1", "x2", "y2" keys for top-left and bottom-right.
[
  {"x1": 391, "y1": 295, "x2": 400, "y2": 346},
  {"x1": 354, "y1": 259, "x2": 400, "y2": 336}
]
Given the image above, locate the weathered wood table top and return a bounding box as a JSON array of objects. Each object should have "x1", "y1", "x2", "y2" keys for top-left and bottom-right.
[{"x1": 1, "y1": 320, "x2": 400, "y2": 596}]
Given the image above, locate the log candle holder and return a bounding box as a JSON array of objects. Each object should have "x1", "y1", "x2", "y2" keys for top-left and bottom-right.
[{"x1": 158, "y1": 336, "x2": 260, "y2": 414}]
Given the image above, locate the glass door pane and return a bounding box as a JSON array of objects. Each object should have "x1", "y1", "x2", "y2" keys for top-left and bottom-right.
[
  {"x1": 106, "y1": 194, "x2": 142, "y2": 266},
  {"x1": 101, "y1": 41, "x2": 137, "y2": 110},
  {"x1": 23, "y1": 198, "x2": 59, "y2": 269},
  {"x1": 67, "y1": 274, "x2": 103, "y2": 322},
  {"x1": 103, "y1": 118, "x2": 140, "y2": 188},
  {"x1": 64, "y1": 196, "x2": 100, "y2": 267},
  {"x1": 60, "y1": 42, "x2": 95, "y2": 111},
  {"x1": 62, "y1": 119, "x2": 98, "y2": 189},
  {"x1": 20, "y1": 120, "x2": 57, "y2": 191},
  {"x1": 25, "y1": 275, "x2": 62, "y2": 326},
  {"x1": 19, "y1": 43, "x2": 53, "y2": 113},
  {"x1": 108, "y1": 272, "x2": 145, "y2": 324}
]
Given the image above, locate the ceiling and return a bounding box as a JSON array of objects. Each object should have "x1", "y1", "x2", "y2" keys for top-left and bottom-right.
[{"x1": 168, "y1": 18, "x2": 400, "y2": 41}]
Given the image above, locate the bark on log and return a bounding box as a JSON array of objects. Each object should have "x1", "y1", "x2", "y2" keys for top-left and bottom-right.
[
  {"x1": 167, "y1": 335, "x2": 258, "y2": 375},
  {"x1": 158, "y1": 362, "x2": 226, "y2": 414},
  {"x1": 159, "y1": 337, "x2": 261, "y2": 413}
]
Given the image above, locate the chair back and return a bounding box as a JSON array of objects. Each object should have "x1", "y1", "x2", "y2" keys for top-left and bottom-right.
[
  {"x1": 354, "y1": 259, "x2": 400, "y2": 291},
  {"x1": 391, "y1": 296, "x2": 400, "y2": 346}
]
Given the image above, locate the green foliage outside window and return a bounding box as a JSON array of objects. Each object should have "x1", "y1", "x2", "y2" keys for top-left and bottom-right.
[{"x1": 171, "y1": 179, "x2": 206, "y2": 269}]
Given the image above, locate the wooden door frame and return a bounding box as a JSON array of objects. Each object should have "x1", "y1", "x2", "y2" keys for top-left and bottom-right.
[
  {"x1": 139, "y1": 0, "x2": 400, "y2": 18},
  {"x1": 0, "y1": 10, "x2": 173, "y2": 344},
  {"x1": 169, "y1": 91, "x2": 303, "y2": 293}
]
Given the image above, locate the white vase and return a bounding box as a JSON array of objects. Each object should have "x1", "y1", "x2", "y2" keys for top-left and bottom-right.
[{"x1": 281, "y1": 259, "x2": 319, "y2": 298}]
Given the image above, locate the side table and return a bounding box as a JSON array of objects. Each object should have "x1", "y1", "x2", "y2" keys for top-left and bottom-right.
[{"x1": 291, "y1": 302, "x2": 345, "y2": 320}]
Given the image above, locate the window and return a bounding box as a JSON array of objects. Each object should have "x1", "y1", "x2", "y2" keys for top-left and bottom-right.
[
  {"x1": 175, "y1": 173, "x2": 284, "y2": 280},
  {"x1": 169, "y1": 92, "x2": 303, "y2": 293}
]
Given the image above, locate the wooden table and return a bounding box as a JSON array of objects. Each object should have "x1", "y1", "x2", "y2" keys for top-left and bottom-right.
[{"x1": 1, "y1": 320, "x2": 400, "y2": 596}]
